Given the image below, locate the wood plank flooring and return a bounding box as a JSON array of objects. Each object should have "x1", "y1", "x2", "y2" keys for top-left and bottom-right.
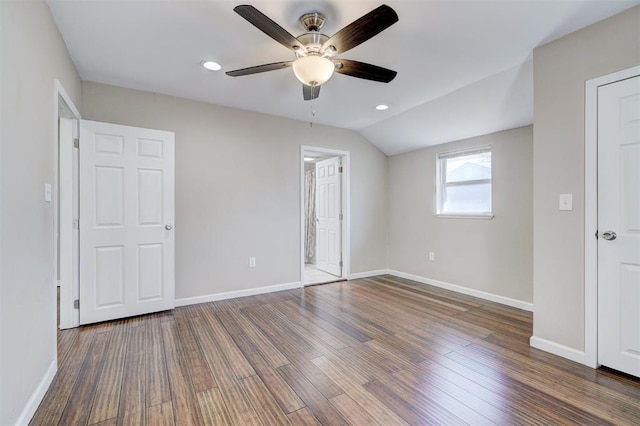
[{"x1": 33, "y1": 275, "x2": 640, "y2": 425}]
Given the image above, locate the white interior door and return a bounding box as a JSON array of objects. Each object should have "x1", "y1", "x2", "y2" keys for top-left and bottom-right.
[
  {"x1": 598, "y1": 75, "x2": 640, "y2": 377},
  {"x1": 316, "y1": 157, "x2": 342, "y2": 276},
  {"x1": 79, "y1": 120, "x2": 175, "y2": 325}
]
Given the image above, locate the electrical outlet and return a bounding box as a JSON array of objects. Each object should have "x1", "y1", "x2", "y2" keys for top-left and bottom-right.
[
  {"x1": 249, "y1": 257, "x2": 256, "y2": 268},
  {"x1": 429, "y1": 252, "x2": 435, "y2": 261}
]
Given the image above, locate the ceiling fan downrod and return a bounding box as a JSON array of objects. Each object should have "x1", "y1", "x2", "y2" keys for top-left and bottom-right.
[
  {"x1": 299, "y1": 12, "x2": 325, "y2": 32},
  {"x1": 297, "y1": 12, "x2": 330, "y2": 57}
]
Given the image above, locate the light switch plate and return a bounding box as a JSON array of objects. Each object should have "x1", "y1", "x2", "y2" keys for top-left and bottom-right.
[
  {"x1": 559, "y1": 193, "x2": 573, "y2": 211},
  {"x1": 44, "y1": 183, "x2": 52, "y2": 203}
]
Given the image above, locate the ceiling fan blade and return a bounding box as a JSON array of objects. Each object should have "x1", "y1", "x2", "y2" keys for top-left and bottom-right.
[
  {"x1": 226, "y1": 61, "x2": 292, "y2": 77},
  {"x1": 234, "y1": 5, "x2": 305, "y2": 52},
  {"x1": 303, "y1": 84, "x2": 320, "y2": 101},
  {"x1": 333, "y1": 59, "x2": 397, "y2": 83},
  {"x1": 322, "y1": 4, "x2": 398, "y2": 55}
]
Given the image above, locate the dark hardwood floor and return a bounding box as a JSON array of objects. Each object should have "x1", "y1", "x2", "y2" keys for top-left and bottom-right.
[{"x1": 33, "y1": 275, "x2": 640, "y2": 425}]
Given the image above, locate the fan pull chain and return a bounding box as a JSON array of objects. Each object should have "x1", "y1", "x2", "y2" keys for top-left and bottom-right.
[{"x1": 310, "y1": 101, "x2": 316, "y2": 128}]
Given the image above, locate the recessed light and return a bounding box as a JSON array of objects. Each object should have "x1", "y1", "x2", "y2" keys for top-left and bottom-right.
[
  {"x1": 376, "y1": 104, "x2": 389, "y2": 111},
  {"x1": 202, "y1": 61, "x2": 222, "y2": 71},
  {"x1": 304, "y1": 157, "x2": 315, "y2": 162}
]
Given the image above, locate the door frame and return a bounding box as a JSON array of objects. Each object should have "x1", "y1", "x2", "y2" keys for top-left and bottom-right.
[
  {"x1": 584, "y1": 65, "x2": 640, "y2": 368},
  {"x1": 54, "y1": 79, "x2": 81, "y2": 331},
  {"x1": 299, "y1": 146, "x2": 350, "y2": 285}
]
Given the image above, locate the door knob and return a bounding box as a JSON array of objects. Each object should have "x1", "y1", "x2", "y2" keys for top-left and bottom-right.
[
  {"x1": 165, "y1": 224, "x2": 173, "y2": 231},
  {"x1": 601, "y1": 230, "x2": 617, "y2": 240}
]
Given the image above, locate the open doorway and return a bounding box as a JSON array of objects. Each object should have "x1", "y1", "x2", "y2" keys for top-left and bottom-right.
[
  {"x1": 300, "y1": 146, "x2": 350, "y2": 286},
  {"x1": 54, "y1": 80, "x2": 81, "y2": 331}
]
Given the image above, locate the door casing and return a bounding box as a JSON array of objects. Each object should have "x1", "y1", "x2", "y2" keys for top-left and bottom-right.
[
  {"x1": 584, "y1": 65, "x2": 640, "y2": 368},
  {"x1": 300, "y1": 146, "x2": 350, "y2": 285}
]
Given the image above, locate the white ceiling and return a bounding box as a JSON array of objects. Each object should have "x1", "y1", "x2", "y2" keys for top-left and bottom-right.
[{"x1": 47, "y1": 0, "x2": 640, "y2": 155}]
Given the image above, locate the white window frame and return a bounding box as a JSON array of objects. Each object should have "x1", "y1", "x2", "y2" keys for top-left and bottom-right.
[{"x1": 436, "y1": 145, "x2": 494, "y2": 219}]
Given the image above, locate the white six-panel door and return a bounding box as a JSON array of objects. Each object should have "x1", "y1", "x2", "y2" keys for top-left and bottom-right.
[
  {"x1": 79, "y1": 120, "x2": 175, "y2": 324},
  {"x1": 597, "y1": 75, "x2": 640, "y2": 377},
  {"x1": 316, "y1": 157, "x2": 342, "y2": 277}
]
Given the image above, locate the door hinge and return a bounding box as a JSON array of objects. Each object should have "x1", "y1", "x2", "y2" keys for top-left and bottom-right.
[
  {"x1": 338, "y1": 166, "x2": 343, "y2": 173},
  {"x1": 73, "y1": 138, "x2": 79, "y2": 149},
  {"x1": 339, "y1": 260, "x2": 343, "y2": 267},
  {"x1": 595, "y1": 230, "x2": 598, "y2": 239},
  {"x1": 73, "y1": 218, "x2": 79, "y2": 229},
  {"x1": 339, "y1": 213, "x2": 343, "y2": 220},
  {"x1": 73, "y1": 299, "x2": 79, "y2": 309}
]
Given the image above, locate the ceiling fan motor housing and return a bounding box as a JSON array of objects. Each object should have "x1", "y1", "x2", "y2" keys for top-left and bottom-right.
[{"x1": 296, "y1": 32, "x2": 330, "y2": 56}]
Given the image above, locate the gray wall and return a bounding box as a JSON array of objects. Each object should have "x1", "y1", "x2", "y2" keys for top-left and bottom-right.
[
  {"x1": 81, "y1": 82, "x2": 389, "y2": 300},
  {"x1": 533, "y1": 6, "x2": 640, "y2": 351},
  {"x1": 0, "y1": 1, "x2": 82, "y2": 424},
  {"x1": 388, "y1": 126, "x2": 533, "y2": 304}
]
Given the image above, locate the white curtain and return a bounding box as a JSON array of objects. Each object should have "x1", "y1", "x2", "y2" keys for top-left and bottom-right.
[{"x1": 304, "y1": 169, "x2": 316, "y2": 262}]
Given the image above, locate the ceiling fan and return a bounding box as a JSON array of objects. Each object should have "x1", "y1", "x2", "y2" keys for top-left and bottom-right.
[{"x1": 226, "y1": 4, "x2": 399, "y2": 101}]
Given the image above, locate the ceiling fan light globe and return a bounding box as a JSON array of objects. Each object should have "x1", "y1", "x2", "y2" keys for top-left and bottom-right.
[{"x1": 292, "y1": 55, "x2": 334, "y2": 86}]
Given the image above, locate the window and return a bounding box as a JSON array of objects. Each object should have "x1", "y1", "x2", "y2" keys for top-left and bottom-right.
[{"x1": 436, "y1": 146, "x2": 493, "y2": 218}]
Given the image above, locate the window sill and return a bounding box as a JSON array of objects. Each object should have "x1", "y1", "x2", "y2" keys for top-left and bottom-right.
[{"x1": 436, "y1": 213, "x2": 494, "y2": 220}]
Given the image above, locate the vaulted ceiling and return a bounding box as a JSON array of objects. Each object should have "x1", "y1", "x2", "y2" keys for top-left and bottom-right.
[{"x1": 47, "y1": 0, "x2": 640, "y2": 155}]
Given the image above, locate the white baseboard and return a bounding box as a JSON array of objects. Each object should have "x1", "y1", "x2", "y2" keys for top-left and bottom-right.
[
  {"x1": 349, "y1": 269, "x2": 390, "y2": 280},
  {"x1": 175, "y1": 281, "x2": 302, "y2": 307},
  {"x1": 15, "y1": 360, "x2": 57, "y2": 425},
  {"x1": 387, "y1": 270, "x2": 534, "y2": 312},
  {"x1": 530, "y1": 336, "x2": 589, "y2": 366}
]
